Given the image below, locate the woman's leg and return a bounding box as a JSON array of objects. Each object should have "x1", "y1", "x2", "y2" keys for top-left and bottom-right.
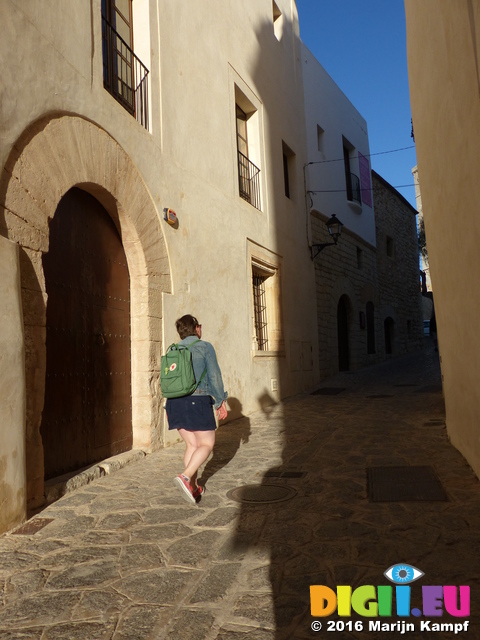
[
  {"x1": 183, "y1": 430, "x2": 215, "y2": 482},
  {"x1": 178, "y1": 428, "x2": 198, "y2": 467}
]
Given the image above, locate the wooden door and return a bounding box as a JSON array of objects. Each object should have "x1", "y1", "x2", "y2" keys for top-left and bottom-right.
[{"x1": 41, "y1": 188, "x2": 132, "y2": 480}]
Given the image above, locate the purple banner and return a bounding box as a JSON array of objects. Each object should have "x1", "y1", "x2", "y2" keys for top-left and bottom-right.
[{"x1": 359, "y1": 152, "x2": 372, "y2": 207}]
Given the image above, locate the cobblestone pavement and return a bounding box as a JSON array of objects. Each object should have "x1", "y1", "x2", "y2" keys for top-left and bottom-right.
[{"x1": 1, "y1": 345, "x2": 479, "y2": 640}]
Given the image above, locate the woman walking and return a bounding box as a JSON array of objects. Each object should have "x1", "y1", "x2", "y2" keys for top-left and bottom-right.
[{"x1": 166, "y1": 314, "x2": 228, "y2": 504}]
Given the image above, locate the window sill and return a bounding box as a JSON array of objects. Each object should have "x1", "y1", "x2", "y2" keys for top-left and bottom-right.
[
  {"x1": 252, "y1": 350, "x2": 286, "y2": 358},
  {"x1": 347, "y1": 200, "x2": 362, "y2": 213}
]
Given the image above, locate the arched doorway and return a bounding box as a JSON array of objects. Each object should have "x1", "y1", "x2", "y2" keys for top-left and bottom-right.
[
  {"x1": 0, "y1": 114, "x2": 171, "y2": 508},
  {"x1": 337, "y1": 295, "x2": 350, "y2": 371},
  {"x1": 40, "y1": 188, "x2": 132, "y2": 479},
  {"x1": 384, "y1": 317, "x2": 395, "y2": 355}
]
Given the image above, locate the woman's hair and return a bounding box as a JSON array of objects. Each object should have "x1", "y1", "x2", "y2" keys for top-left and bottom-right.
[{"x1": 175, "y1": 314, "x2": 199, "y2": 339}]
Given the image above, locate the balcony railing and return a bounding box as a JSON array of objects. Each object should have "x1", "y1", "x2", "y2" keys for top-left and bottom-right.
[
  {"x1": 238, "y1": 151, "x2": 261, "y2": 211},
  {"x1": 348, "y1": 172, "x2": 362, "y2": 205},
  {"x1": 102, "y1": 17, "x2": 149, "y2": 130}
]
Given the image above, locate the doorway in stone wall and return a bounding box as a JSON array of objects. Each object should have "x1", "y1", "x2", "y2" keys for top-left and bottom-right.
[
  {"x1": 337, "y1": 295, "x2": 350, "y2": 371},
  {"x1": 384, "y1": 317, "x2": 395, "y2": 355},
  {"x1": 40, "y1": 187, "x2": 132, "y2": 480}
]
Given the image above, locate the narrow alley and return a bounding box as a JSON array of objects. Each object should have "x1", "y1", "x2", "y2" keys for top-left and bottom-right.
[{"x1": 1, "y1": 346, "x2": 479, "y2": 640}]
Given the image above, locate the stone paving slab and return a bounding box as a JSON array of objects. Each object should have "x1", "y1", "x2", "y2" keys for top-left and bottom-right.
[{"x1": 1, "y1": 348, "x2": 480, "y2": 639}]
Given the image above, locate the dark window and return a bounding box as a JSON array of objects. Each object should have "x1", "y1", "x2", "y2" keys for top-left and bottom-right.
[
  {"x1": 384, "y1": 317, "x2": 395, "y2": 354},
  {"x1": 357, "y1": 247, "x2": 363, "y2": 269},
  {"x1": 236, "y1": 105, "x2": 248, "y2": 157},
  {"x1": 343, "y1": 142, "x2": 361, "y2": 204},
  {"x1": 236, "y1": 103, "x2": 261, "y2": 210},
  {"x1": 101, "y1": 0, "x2": 149, "y2": 129},
  {"x1": 282, "y1": 141, "x2": 295, "y2": 200},
  {"x1": 253, "y1": 270, "x2": 268, "y2": 350},
  {"x1": 366, "y1": 302, "x2": 376, "y2": 354},
  {"x1": 386, "y1": 236, "x2": 394, "y2": 257},
  {"x1": 317, "y1": 125, "x2": 325, "y2": 153},
  {"x1": 283, "y1": 152, "x2": 290, "y2": 198},
  {"x1": 343, "y1": 145, "x2": 353, "y2": 201},
  {"x1": 102, "y1": 0, "x2": 133, "y2": 47}
]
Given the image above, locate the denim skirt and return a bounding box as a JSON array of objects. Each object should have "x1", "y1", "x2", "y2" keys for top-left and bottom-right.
[{"x1": 166, "y1": 395, "x2": 216, "y2": 431}]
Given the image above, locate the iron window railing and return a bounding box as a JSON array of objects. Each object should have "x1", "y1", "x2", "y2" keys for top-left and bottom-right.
[
  {"x1": 102, "y1": 16, "x2": 149, "y2": 130},
  {"x1": 348, "y1": 172, "x2": 362, "y2": 205},
  {"x1": 238, "y1": 151, "x2": 261, "y2": 211},
  {"x1": 252, "y1": 272, "x2": 268, "y2": 350}
]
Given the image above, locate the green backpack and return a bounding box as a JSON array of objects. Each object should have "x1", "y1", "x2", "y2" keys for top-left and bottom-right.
[{"x1": 160, "y1": 339, "x2": 206, "y2": 398}]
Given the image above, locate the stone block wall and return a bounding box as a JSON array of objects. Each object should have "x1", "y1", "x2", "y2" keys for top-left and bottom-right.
[
  {"x1": 373, "y1": 171, "x2": 424, "y2": 356},
  {"x1": 311, "y1": 209, "x2": 378, "y2": 380},
  {"x1": 312, "y1": 171, "x2": 423, "y2": 381}
]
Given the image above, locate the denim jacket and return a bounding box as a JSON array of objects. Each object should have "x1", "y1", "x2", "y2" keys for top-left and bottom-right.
[{"x1": 179, "y1": 336, "x2": 228, "y2": 409}]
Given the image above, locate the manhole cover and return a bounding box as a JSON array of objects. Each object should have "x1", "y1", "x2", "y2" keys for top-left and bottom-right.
[
  {"x1": 312, "y1": 387, "x2": 346, "y2": 395},
  {"x1": 227, "y1": 484, "x2": 297, "y2": 504},
  {"x1": 367, "y1": 466, "x2": 447, "y2": 502},
  {"x1": 12, "y1": 518, "x2": 54, "y2": 535}
]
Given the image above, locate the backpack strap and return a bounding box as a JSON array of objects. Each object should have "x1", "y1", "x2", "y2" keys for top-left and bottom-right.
[{"x1": 183, "y1": 339, "x2": 207, "y2": 386}]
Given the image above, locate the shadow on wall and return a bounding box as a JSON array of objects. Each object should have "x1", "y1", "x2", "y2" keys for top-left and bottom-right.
[{"x1": 226, "y1": 14, "x2": 321, "y2": 638}]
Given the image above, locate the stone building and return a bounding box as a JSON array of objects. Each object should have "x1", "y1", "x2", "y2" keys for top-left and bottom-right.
[
  {"x1": 303, "y1": 44, "x2": 423, "y2": 380},
  {"x1": 413, "y1": 165, "x2": 431, "y2": 293},
  {"x1": 0, "y1": 0, "x2": 423, "y2": 533},
  {"x1": 372, "y1": 170, "x2": 424, "y2": 357},
  {"x1": 0, "y1": 0, "x2": 317, "y2": 532},
  {"x1": 405, "y1": 0, "x2": 480, "y2": 480}
]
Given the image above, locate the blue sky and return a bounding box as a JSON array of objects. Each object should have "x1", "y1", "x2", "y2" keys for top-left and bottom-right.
[{"x1": 296, "y1": 0, "x2": 417, "y2": 209}]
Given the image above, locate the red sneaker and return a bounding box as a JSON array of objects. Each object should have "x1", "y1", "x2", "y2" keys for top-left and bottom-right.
[
  {"x1": 173, "y1": 474, "x2": 196, "y2": 504},
  {"x1": 192, "y1": 485, "x2": 205, "y2": 502}
]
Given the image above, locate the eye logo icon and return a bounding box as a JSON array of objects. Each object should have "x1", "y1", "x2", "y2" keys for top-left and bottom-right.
[{"x1": 384, "y1": 564, "x2": 424, "y2": 584}]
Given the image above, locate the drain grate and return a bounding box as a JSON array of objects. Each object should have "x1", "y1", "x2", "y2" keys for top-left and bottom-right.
[
  {"x1": 12, "y1": 518, "x2": 54, "y2": 535},
  {"x1": 227, "y1": 484, "x2": 297, "y2": 504},
  {"x1": 312, "y1": 387, "x2": 346, "y2": 396},
  {"x1": 368, "y1": 466, "x2": 447, "y2": 502}
]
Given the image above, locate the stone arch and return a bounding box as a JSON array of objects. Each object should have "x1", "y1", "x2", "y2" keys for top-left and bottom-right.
[
  {"x1": 330, "y1": 276, "x2": 359, "y2": 371},
  {"x1": 0, "y1": 113, "x2": 171, "y2": 507}
]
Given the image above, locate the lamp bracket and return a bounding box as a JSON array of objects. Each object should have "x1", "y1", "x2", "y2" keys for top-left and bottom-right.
[{"x1": 311, "y1": 241, "x2": 336, "y2": 260}]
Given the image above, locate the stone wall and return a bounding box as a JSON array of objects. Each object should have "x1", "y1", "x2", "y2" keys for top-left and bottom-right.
[
  {"x1": 0, "y1": 237, "x2": 26, "y2": 532},
  {"x1": 373, "y1": 171, "x2": 424, "y2": 356},
  {"x1": 405, "y1": 0, "x2": 480, "y2": 479},
  {"x1": 311, "y1": 209, "x2": 378, "y2": 380},
  {"x1": 312, "y1": 171, "x2": 423, "y2": 381}
]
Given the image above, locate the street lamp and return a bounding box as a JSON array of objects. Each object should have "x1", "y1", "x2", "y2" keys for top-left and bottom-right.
[{"x1": 311, "y1": 214, "x2": 344, "y2": 260}]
